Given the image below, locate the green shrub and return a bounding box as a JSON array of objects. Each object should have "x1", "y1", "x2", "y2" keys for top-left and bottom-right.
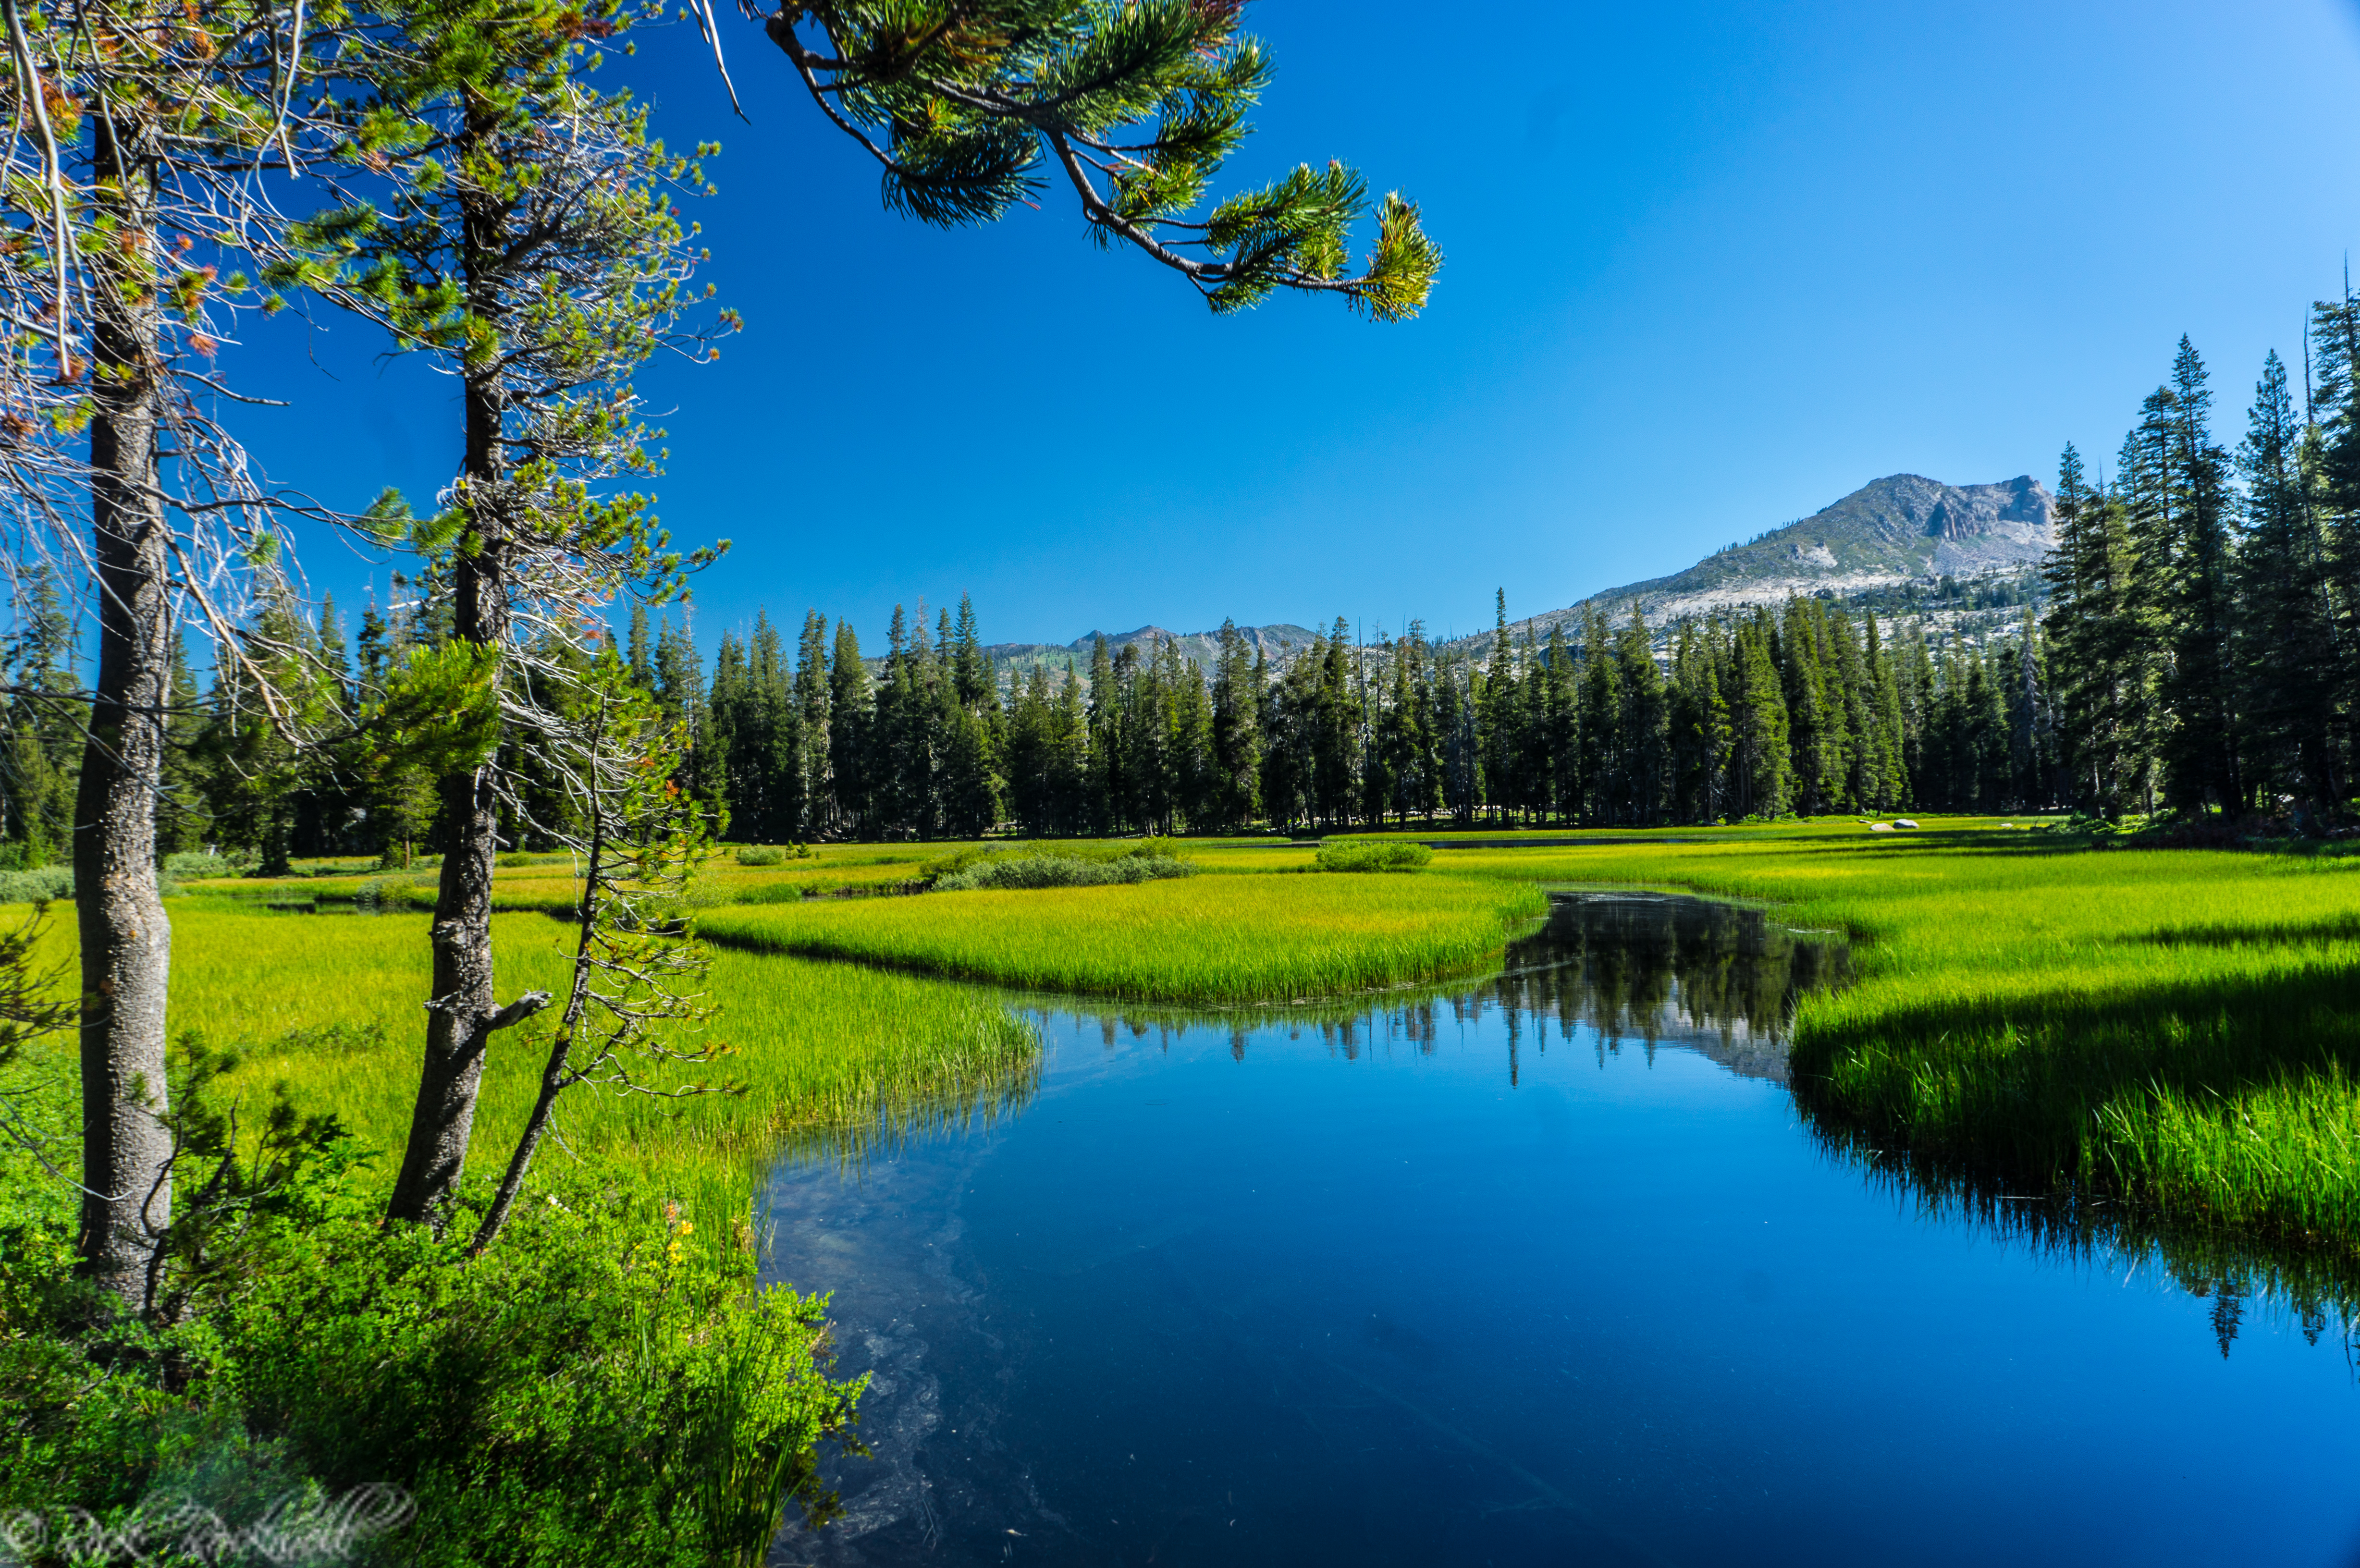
[
  {"x1": 352, "y1": 877, "x2": 439, "y2": 913},
  {"x1": 163, "y1": 850, "x2": 241, "y2": 882},
  {"x1": 734, "y1": 845, "x2": 787, "y2": 866},
  {"x1": 0, "y1": 1161, "x2": 859, "y2": 1568},
  {"x1": 0, "y1": 864, "x2": 73, "y2": 904},
  {"x1": 1315, "y1": 839, "x2": 1433, "y2": 873},
  {"x1": 932, "y1": 848, "x2": 1196, "y2": 892},
  {"x1": 922, "y1": 840, "x2": 1183, "y2": 883}
]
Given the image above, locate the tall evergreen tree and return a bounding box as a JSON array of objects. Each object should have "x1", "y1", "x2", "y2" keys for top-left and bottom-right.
[
  {"x1": 1210, "y1": 619, "x2": 1262, "y2": 830},
  {"x1": 2232, "y1": 349, "x2": 2339, "y2": 814},
  {"x1": 2043, "y1": 443, "x2": 2155, "y2": 816},
  {"x1": 827, "y1": 619, "x2": 871, "y2": 834}
]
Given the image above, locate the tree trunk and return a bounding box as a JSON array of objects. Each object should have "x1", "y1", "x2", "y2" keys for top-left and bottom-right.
[
  {"x1": 386, "y1": 109, "x2": 524, "y2": 1225},
  {"x1": 382, "y1": 647, "x2": 504, "y2": 1225},
  {"x1": 471, "y1": 819, "x2": 602, "y2": 1255},
  {"x1": 74, "y1": 108, "x2": 173, "y2": 1306},
  {"x1": 384, "y1": 400, "x2": 513, "y2": 1223}
]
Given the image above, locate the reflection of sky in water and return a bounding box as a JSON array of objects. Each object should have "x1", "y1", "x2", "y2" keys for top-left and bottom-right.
[{"x1": 764, "y1": 896, "x2": 2360, "y2": 1568}]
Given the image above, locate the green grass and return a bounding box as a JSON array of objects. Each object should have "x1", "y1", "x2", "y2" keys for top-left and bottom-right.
[
  {"x1": 696, "y1": 873, "x2": 1548, "y2": 1003},
  {"x1": 30, "y1": 815, "x2": 2360, "y2": 1294},
  {"x1": 1315, "y1": 838, "x2": 1434, "y2": 872},
  {"x1": 1330, "y1": 818, "x2": 2360, "y2": 1274},
  {"x1": 15, "y1": 898, "x2": 1039, "y2": 1226}
]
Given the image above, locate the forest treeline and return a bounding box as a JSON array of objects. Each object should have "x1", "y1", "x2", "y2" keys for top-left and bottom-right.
[
  {"x1": 0, "y1": 573, "x2": 2052, "y2": 865},
  {"x1": 10, "y1": 304, "x2": 2357, "y2": 862},
  {"x1": 2041, "y1": 314, "x2": 2360, "y2": 824}
]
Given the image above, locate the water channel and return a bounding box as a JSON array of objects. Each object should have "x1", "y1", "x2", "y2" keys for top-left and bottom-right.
[{"x1": 762, "y1": 892, "x2": 2360, "y2": 1567}]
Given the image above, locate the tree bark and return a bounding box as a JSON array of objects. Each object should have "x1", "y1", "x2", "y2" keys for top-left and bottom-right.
[
  {"x1": 74, "y1": 107, "x2": 173, "y2": 1305},
  {"x1": 470, "y1": 818, "x2": 602, "y2": 1255},
  {"x1": 386, "y1": 105, "x2": 520, "y2": 1225},
  {"x1": 382, "y1": 423, "x2": 513, "y2": 1223}
]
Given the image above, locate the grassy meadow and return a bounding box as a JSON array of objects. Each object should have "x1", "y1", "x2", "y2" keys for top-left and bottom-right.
[
  {"x1": 1398, "y1": 821, "x2": 2360, "y2": 1268},
  {"x1": 20, "y1": 815, "x2": 2360, "y2": 1289},
  {"x1": 9, "y1": 894, "x2": 1039, "y2": 1239}
]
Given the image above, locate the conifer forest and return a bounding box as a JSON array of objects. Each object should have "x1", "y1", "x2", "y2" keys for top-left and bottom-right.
[{"x1": 17, "y1": 304, "x2": 2355, "y2": 866}]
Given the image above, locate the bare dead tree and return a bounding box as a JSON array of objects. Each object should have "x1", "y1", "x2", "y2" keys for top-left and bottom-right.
[{"x1": 0, "y1": 0, "x2": 378, "y2": 1306}]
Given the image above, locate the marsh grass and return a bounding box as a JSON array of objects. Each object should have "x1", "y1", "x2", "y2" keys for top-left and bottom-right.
[
  {"x1": 1315, "y1": 839, "x2": 1433, "y2": 872},
  {"x1": 15, "y1": 902, "x2": 1039, "y2": 1239},
  {"x1": 1380, "y1": 822, "x2": 2360, "y2": 1271},
  {"x1": 696, "y1": 873, "x2": 1548, "y2": 1003},
  {"x1": 27, "y1": 817, "x2": 2360, "y2": 1286}
]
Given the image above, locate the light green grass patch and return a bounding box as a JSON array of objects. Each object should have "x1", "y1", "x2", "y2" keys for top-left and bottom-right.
[{"x1": 697, "y1": 872, "x2": 1546, "y2": 1003}]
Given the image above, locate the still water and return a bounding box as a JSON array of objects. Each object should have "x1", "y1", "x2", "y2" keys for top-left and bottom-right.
[{"x1": 763, "y1": 893, "x2": 2360, "y2": 1567}]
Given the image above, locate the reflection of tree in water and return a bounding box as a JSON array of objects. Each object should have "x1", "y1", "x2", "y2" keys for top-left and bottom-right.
[
  {"x1": 1484, "y1": 893, "x2": 1851, "y2": 1082},
  {"x1": 1044, "y1": 892, "x2": 1851, "y2": 1083},
  {"x1": 1034, "y1": 891, "x2": 2358, "y2": 1350}
]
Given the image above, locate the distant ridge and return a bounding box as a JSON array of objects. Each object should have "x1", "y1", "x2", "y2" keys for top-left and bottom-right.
[
  {"x1": 981, "y1": 622, "x2": 1320, "y2": 675},
  {"x1": 967, "y1": 473, "x2": 2051, "y2": 675},
  {"x1": 1478, "y1": 472, "x2": 2053, "y2": 648}
]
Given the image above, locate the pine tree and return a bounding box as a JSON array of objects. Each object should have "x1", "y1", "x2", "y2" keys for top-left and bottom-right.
[
  {"x1": 2, "y1": 574, "x2": 79, "y2": 865},
  {"x1": 1438, "y1": 654, "x2": 1482, "y2": 825},
  {"x1": 1573, "y1": 607, "x2": 1612, "y2": 823},
  {"x1": 1479, "y1": 593, "x2": 1517, "y2": 825},
  {"x1": 1727, "y1": 610, "x2": 1791, "y2": 818},
  {"x1": 2312, "y1": 279, "x2": 2360, "y2": 769},
  {"x1": 1615, "y1": 609, "x2": 1666, "y2": 824},
  {"x1": 1315, "y1": 618, "x2": 1357, "y2": 827},
  {"x1": 627, "y1": 602, "x2": 652, "y2": 688},
  {"x1": 796, "y1": 610, "x2": 833, "y2": 838},
  {"x1": 1667, "y1": 620, "x2": 1725, "y2": 822},
  {"x1": 828, "y1": 619, "x2": 872, "y2": 834},
  {"x1": 158, "y1": 636, "x2": 211, "y2": 857},
  {"x1": 1862, "y1": 616, "x2": 1908, "y2": 810},
  {"x1": 1085, "y1": 633, "x2": 1119, "y2": 834},
  {"x1": 1006, "y1": 663, "x2": 1057, "y2": 835},
  {"x1": 2150, "y1": 339, "x2": 2244, "y2": 811},
  {"x1": 1210, "y1": 620, "x2": 1262, "y2": 830},
  {"x1": 2043, "y1": 443, "x2": 2155, "y2": 816}
]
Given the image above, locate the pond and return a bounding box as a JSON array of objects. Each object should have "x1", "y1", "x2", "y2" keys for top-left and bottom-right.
[{"x1": 762, "y1": 892, "x2": 2360, "y2": 1567}]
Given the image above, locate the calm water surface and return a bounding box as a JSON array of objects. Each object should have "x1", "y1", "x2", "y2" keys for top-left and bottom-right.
[{"x1": 763, "y1": 893, "x2": 2360, "y2": 1567}]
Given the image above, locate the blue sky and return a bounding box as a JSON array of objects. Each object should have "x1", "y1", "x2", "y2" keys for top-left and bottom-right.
[{"x1": 231, "y1": 0, "x2": 2360, "y2": 650}]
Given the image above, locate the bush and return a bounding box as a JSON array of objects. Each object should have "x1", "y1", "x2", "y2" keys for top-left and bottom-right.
[
  {"x1": 352, "y1": 878, "x2": 438, "y2": 913},
  {"x1": 163, "y1": 850, "x2": 241, "y2": 882},
  {"x1": 0, "y1": 1160, "x2": 859, "y2": 1568},
  {"x1": 922, "y1": 840, "x2": 1181, "y2": 882},
  {"x1": 0, "y1": 864, "x2": 73, "y2": 904},
  {"x1": 734, "y1": 845, "x2": 787, "y2": 866},
  {"x1": 1315, "y1": 839, "x2": 1433, "y2": 873},
  {"x1": 925, "y1": 850, "x2": 1189, "y2": 888}
]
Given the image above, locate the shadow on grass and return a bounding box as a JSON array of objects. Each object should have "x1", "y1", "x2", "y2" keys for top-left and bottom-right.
[{"x1": 2147, "y1": 914, "x2": 2360, "y2": 947}]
